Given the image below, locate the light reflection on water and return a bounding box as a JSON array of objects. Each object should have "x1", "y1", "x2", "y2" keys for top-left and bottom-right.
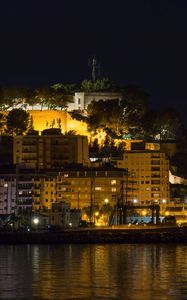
[{"x1": 0, "y1": 244, "x2": 187, "y2": 299}]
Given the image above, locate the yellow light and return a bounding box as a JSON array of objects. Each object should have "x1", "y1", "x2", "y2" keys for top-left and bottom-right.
[
  {"x1": 33, "y1": 217, "x2": 39, "y2": 224},
  {"x1": 142, "y1": 210, "x2": 146, "y2": 216},
  {"x1": 104, "y1": 198, "x2": 109, "y2": 204},
  {"x1": 95, "y1": 211, "x2": 99, "y2": 217},
  {"x1": 165, "y1": 211, "x2": 169, "y2": 216}
]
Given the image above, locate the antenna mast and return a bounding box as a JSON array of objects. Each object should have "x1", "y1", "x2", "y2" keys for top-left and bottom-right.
[{"x1": 89, "y1": 56, "x2": 100, "y2": 83}]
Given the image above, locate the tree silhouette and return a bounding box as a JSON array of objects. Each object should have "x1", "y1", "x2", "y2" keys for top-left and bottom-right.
[{"x1": 6, "y1": 109, "x2": 30, "y2": 135}]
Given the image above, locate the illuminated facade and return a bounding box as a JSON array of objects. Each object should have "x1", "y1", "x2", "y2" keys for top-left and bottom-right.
[
  {"x1": 117, "y1": 151, "x2": 170, "y2": 207},
  {"x1": 32, "y1": 169, "x2": 127, "y2": 213},
  {"x1": 13, "y1": 134, "x2": 89, "y2": 169}
]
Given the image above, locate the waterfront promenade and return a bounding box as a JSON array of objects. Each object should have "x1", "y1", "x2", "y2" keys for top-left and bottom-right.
[{"x1": 0, "y1": 225, "x2": 187, "y2": 244}]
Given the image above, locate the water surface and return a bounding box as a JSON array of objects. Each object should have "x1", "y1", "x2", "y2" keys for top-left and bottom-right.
[{"x1": 0, "y1": 244, "x2": 187, "y2": 300}]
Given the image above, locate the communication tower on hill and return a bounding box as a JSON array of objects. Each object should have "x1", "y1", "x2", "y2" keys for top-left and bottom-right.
[{"x1": 88, "y1": 56, "x2": 100, "y2": 83}]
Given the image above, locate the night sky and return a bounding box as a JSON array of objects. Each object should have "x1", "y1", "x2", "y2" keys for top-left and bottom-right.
[{"x1": 0, "y1": 0, "x2": 187, "y2": 125}]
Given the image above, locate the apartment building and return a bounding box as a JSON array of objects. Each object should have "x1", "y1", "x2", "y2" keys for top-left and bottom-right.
[
  {"x1": 117, "y1": 151, "x2": 170, "y2": 207},
  {"x1": 0, "y1": 170, "x2": 33, "y2": 215},
  {"x1": 0, "y1": 178, "x2": 16, "y2": 215},
  {"x1": 13, "y1": 134, "x2": 89, "y2": 169},
  {"x1": 32, "y1": 169, "x2": 127, "y2": 214}
]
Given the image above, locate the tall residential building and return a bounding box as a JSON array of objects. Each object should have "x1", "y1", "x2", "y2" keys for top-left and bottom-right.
[
  {"x1": 117, "y1": 151, "x2": 170, "y2": 206},
  {"x1": 13, "y1": 134, "x2": 89, "y2": 169}
]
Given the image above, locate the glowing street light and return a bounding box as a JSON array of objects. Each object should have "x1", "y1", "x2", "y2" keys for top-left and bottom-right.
[
  {"x1": 33, "y1": 217, "x2": 39, "y2": 225},
  {"x1": 104, "y1": 198, "x2": 109, "y2": 204},
  {"x1": 133, "y1": 198, "x2": 138, "y2": 204}
]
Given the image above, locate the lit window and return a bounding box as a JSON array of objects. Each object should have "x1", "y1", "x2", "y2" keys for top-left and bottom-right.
[
  {"x1": 112, "y1": 187, "x2": 116, "y2": 192},
  {"x1": 111, "y1": 180, "x2": 116, "y2": 185},
  {"x1": 95, "y1": 187, "x2": 101, "y2": 191},
  {"x1": 64, "y1": 174, "x2": 69, "y2": 178}
]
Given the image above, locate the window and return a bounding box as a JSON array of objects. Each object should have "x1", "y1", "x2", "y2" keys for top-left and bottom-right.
[
  {"x1": 151, "y1": 180, "x2": 160, "y2": 185},
  {"x1": 151, "y1": 187, "x2": 160, "y2": 191},
  {"x1": 151, "y1": 167, "x2": 160, "y2": 171},
  {"x1": 151, "y1": 160, "x2": 160, "y2": 165},
  {"x1": 78, "y1": 98, "x2": 81, "y2": 104},
  {"x1": 111, "y1": 187, "x2": 116, "y2": 192},
  {"x1": 111, "y1": 180, "x2": 116, "y2": 185},
  {"x1": 151, "y1": 193, "x2": 160, "y2": 197},
  {"x1": 95, "y1": 187, "x2": 101, "y2": 191}
]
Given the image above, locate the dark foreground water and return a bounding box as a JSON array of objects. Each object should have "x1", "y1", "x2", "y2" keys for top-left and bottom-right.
[{"x1": 0, "y1": 244, "x2": 187, "y2": 300}]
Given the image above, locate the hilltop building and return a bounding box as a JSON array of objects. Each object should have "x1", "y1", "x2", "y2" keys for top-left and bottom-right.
[{"x1": 68, "y1": 92, "x2": 122, "y2": 111}]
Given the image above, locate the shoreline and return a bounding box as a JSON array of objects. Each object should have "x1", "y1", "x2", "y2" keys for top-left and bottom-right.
[{"x1": 0, "y1": 226, "x2": 187, "y2": 244}]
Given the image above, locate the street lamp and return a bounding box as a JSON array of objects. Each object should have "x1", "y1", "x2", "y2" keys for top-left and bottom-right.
[
  {"x1": 161, "y1": 199, "x2": 167, "y2": 204},
  {"x1": 33, "y1": 217, "x2": 39, "y2": 230},
  {"x1": 104, "y1": 198, "x2": 109, "y2": 204},
  {"x1": 142, "y1": 210, "x2": 147, "y2": 216},
  {"x1": 133, "y1": 198, "x2": 138, "y2": 204},
  {"x1": 94, "y1": 211, "x2": 99, "y2": 225},
  {"x1": 33, "y1": 217, "x2": 39, "y2": 225},
  {"x1": 4, "y1": 183, "x2": 8, "y2": 214}
]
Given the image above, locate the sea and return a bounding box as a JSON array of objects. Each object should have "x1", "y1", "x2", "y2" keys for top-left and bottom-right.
[{"x1": 0, "y1": 243, "x2": 187, "y2": 300}]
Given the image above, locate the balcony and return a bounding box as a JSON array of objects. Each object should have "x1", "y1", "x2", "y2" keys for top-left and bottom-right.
[{"x1": 22, "y1": 140, "x2": 37, "y2": 146}]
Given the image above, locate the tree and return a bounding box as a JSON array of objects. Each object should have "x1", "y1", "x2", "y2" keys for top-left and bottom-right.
[
  {"x1": 0, "y1": 113, "x2": 6, "y2": 134},
  {"x1": 24, "y1": 88, "x2": 38, "y2": 110},
  {"x1": 141, "y1": 108, "x2": 183, "y2": 140},
  {"x1": 6, "y1": 109, "x2": 31, "y2": 135},
  {"x1": 120, "y1": 84, "x2": 149, "y2": 133},
  {"x1": 157, "y1": 108, "x2": 183, "y2": 139},
  {"x1": 87, "y1": 99, "x2": 126, "y2": 137},
  {"x1": 141, "y1": 109, "x2": 160, "y2": 139},
  {"x1": 81, "y1": 80, "x2": 94, "y2": 92},
  {"x1": 81, "y1": 78, "x2": 113, "y2": 92},
  {"x1": 35, "y1": 85, "x2": 73, "y2": 110}
]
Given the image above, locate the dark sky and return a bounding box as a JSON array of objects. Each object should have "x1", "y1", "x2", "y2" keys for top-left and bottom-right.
[{"x1": 0, "y1": 0, "x2": 187, "y2": 125}]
